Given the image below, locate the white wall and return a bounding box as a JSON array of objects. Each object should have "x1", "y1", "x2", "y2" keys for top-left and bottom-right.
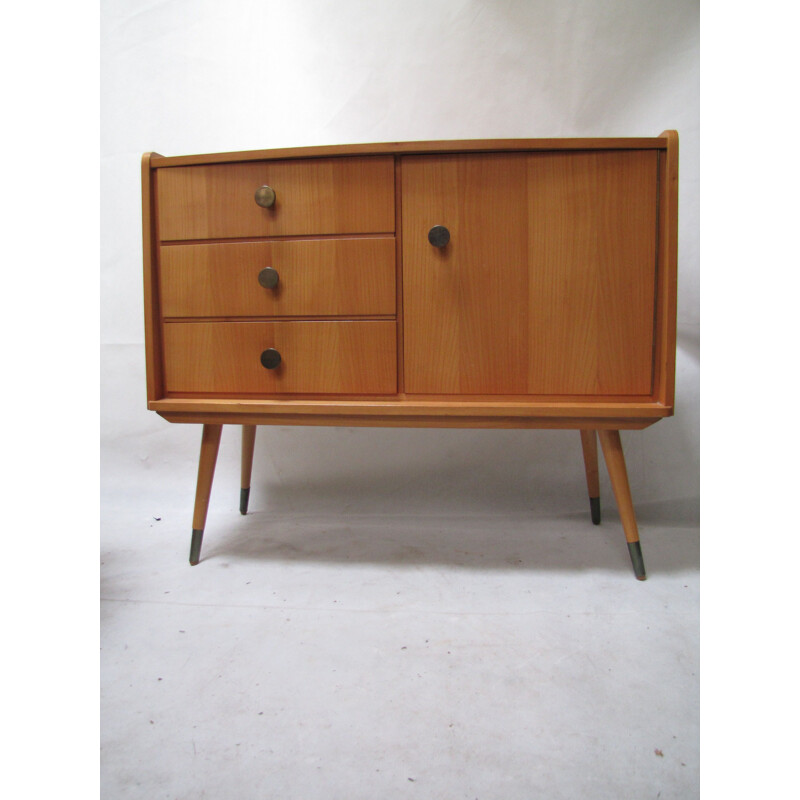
[{"x1": 101, "y1": 0, "x2": 699, "y2": 520}]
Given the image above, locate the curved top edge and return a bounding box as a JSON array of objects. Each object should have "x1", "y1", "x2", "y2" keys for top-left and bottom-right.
[{"x1": 147, "y1": 136, "x2": 672, "y2": 168}]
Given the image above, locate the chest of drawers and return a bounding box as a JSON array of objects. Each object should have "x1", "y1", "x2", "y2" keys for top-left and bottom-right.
[{"x1": 142, "y1": 134, "x2": 678, "y2": 579}]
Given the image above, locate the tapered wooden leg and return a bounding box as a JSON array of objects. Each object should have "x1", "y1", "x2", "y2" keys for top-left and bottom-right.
[
  {"x1": 579, "y1": 429, "x2": 601, "y2": 525},
  {"x1": 240, "y1": 425, "x2": 257, "y2": 515},
  {"x1": 189, "y1": 424, "x2": 223, "y2": 565},
  {"x1": 597, "y1": 429, "x2": 646, "y2": 580}
]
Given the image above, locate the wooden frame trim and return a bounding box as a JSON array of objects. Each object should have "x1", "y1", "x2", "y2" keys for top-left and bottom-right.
[
  {"x1": 141, "y1": 152, "x2": 164, "y2": 402},
  {"x1": 162, "y1": 315, "x2": 397, "y2": 324},
  {"x1": 159, "y1": 232, "x2": 395, "y2": 246},
  {"x1": 148, "y1": 397, "x2": 671, "y2": 419},
  {"x1": 654, "y1": 130, "x2": 679, "y2": 409},
  {"x1": 150, "y1": 137, "x2": 668, "y2": 168},
  {"x1": 394, "y1": 156, "x2": 405, "y2": 394},
  {"x1": 156, "y1": 411, "x2": 656, "y2": 430}
]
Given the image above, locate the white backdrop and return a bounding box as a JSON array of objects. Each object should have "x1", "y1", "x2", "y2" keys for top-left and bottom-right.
[{"x1": 101, "y1": 0, "x2": 699, "y2": 523}]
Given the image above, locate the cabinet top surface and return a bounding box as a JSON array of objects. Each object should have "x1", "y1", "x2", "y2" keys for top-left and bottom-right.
[{"x1": 148, "y1": 136, "x2": 671, "y2": 168}]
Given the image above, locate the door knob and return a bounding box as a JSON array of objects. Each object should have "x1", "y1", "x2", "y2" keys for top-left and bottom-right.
[
  {"x1": 255, "y1": 185, "x2": 276, "y2": 208},
  {"x1": 258, "y1": 267, "x2": 279, "y2": 289},
  {"x1": 428, "y1": 225, "x2": 450, "y2": 247},
  {"x1": 260, "y1": 348, "x2": 281, "y2": 369}
]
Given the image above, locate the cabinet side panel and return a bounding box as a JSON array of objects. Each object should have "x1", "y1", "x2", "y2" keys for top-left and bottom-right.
[
  {"x1": 142, "y1": 153, "x2": 164, "y2": 402},
  {"x1": 394, "y1": 157, "x2": 405, "y2": 393},
  {"x1": 654, "y1": 131, "x2": 679, "y2": 409}
]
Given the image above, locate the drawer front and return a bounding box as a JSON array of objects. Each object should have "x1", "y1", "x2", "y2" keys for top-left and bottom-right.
[
  {"x1": 156, "y1": 157, "x2": 395, "y2": 241},
  {"x1": 159, "y1": 238, "x2": 396, "y2": 318},
  {"x1": 163, "y1": 320, "x2": 397, "y2": 394}
]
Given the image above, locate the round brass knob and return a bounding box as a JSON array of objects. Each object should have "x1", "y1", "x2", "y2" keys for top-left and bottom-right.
[
  {"x1": 254, "y1": 185, "x2": 276, "y2": 208},
  {"x1": 260, "y1": 348, "x2": 281, "y2": 370},
  {"x1": 428, "y1": 225, "x2": 450, "y2": 247},
  {"x1": 258, "y1": 267, "x2": 279, "y2": 289}
]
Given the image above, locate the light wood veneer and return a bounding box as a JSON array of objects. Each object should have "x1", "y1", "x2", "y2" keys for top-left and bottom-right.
[
  {"x1": 163, "y1": 320, "x2": 397, "y2": 395},
  {"x1": 160, "y1": 237, "x2": 396, "y2": 318},
  {"x1": 402, "y1": 150, "x2": 657, "y2": 394},
  {"x1": 156, "y1": 157, "x2": 395, "y2": 240},
  {"x1": 142, "y1": 135, "x2": 679, "y2": 579}
]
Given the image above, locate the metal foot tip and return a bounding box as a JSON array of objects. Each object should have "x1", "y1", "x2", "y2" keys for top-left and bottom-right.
[
  {"x1": 239, "y1": 487, "x2": 250, "y2": 515},
  {"x1": 628, "y1": 541, "x2": 646, "y2": 580},
  {"x1": 589, "y1": 496, "x2": 601, "y2": 525},
  {"x1": 189, "y1": 528, "x2": 204, "y2": 566}
]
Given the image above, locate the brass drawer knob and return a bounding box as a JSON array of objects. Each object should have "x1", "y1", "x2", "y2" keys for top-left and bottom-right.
[
  {"x1": 260, "y1": 348, "x2": 281, "y2": 370},
  {"x1": 428, "y1": 225, "x2": 450, "y2": 247},
  {"x1": 254, "y1": 185, "x2": 276, "y2": 208},
  {"x1": 258, "y1": 267, "x2": 279, "y2": 289}
]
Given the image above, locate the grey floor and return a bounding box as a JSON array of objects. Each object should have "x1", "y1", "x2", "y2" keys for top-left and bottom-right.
[{"x1": 101, "y1": 435, "x2": 699, "y2": 799}]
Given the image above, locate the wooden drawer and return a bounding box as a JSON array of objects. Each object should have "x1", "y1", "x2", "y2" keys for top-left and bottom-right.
[
  {"x1": 159, "y1": 237, "x2": 396, "y2": 318},
  {"x1": 156, "y1": 157, "x2": 395, "y2": 241},
  {"x1": 163, "y1": 320, "x2": 397, "y2": 394}
]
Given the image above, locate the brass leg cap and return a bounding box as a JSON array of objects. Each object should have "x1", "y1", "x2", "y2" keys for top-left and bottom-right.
[
  {"x1": 628, "y1": 541, "x2": 647, "y2": 580},
  {"x1": 189, "y1": 529, "x2": 204, "y2": 566},
  {"x1": 589, "y1": 496, "x2": 601, "y2": 525}
]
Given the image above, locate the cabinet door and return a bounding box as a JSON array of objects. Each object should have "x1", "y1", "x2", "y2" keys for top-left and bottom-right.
[{"x1": 401, "y1": 151, "x2": 658, "y2": 395}]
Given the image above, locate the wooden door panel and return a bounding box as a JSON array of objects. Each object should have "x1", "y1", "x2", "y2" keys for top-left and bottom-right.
[{"x1": 401, "y1": 151, "x2": 658, "y2": 395}]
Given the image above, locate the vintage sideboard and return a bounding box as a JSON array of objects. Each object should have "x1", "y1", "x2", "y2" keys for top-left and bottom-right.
[{"x1": 141, "y1": 133, "x2": 678, "y2": 579}]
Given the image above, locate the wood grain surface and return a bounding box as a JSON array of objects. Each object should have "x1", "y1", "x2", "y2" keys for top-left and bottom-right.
[
  {"x1": 579, "y1": 429, "x2": 601, "y2": 497},
  {"x1": 598, "y1": 429, "x2": 641, "y2": 543},
  {"x1": 163, "y1": 320, "x2": 397, "y2": 395},
  {"x1": 150, "y1": 137, "x2": 667, "y2": 168},
  {"x1": 159, "y1": 237, "x2": 396, "y2": 318},
  {"x1": 654, "y1": 130, "x2": 679, "y2": 410},
  {"x1": 155, "y1": 410, "x2": 656, "y2": 430},
  {"x1": 148, "y1": 396, "x2": 670, "y2": 419},
  {"x1": 156, "y1": 157, "x2": 395, "y2": 241},
  {"x1": 401, "y1": 150, "x2": 658, "y2": 395},
  {"x1": 240, "y1": 425, "x2": 256, "y2": 491},
  {"x1": 141, "y1": 152, "x2": 164, "y2": 401},
  {"x1": 191, "y1": 424, "x2": 222, "y2": 531}
]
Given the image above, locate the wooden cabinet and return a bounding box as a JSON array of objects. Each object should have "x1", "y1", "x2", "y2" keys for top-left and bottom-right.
[{"x1": 142, "y1": 135, "x2": 678, "y2": 579}]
